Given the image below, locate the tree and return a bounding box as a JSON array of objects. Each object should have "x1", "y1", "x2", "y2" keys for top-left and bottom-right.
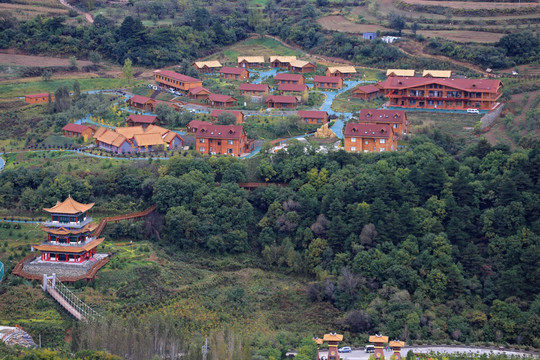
[
  {"x1": 72, "y1": 80, "x2": 81, "y2": 102},
  {"x1": 388, "y1": 12, "x2": 406, "y2": 36},
  {"x1": 41, "y1": 68, "x2": 52, "y2": 81},
  {"x1": 411, "y1": 22, "x2": 419, "y2": 35},
  {"x1": 54, "y1": 86, "x2": 71, "y2": 113},
  {"x1": 123, "y1": 58, "x2": 134, "y2": 85},
  {"x1": 89, "y1": 50, "x2": 102, "y2": 65},
  {"x1": 216, "y1": 112, "x2": 237, "y2": 125},
  {"x1": 69, "y1": 56, "x2": 78, "y2": 70}
]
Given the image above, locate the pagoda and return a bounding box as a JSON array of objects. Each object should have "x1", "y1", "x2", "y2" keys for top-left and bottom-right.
[
  {"x1": 323, "y1": 332, "x2": 343, "y2": 360},
  {"x1": 389, "y1": 340, "x2": 405, "y2": 360},
  {"x1": 33, "y1": 197, "x2": 103, "y2": 263},
  {"x1": 369, "y1": 334, "x2": 389, "y2": 359}
]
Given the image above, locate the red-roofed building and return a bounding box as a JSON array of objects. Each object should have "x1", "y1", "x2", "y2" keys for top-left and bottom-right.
[
  {"x1": 239, "y1": 83, "x2": 270, "y2": 96},
  {"x1": 344, "y1": 123, "x2": 397, "y2": 153},
  {"x1": 266, "y1": 95, "x2": 299, "y2": 109},
  {"x1": 62, "y1": 123, "x2": 94, "y2": 139},
  {"x1": 186, "y1": 120, "x2": 210, "y2": 133},
  {"x1": 358, "y1": 109, "x2": 408, "y2": 137},
  {"x1": 128, "y1": 95, "x2": 153, "y2": 111},
  {"x1": 154, "y1": 69, "x2": 202, "y2": 93},
  {"x1": 278, "y1": 83, "x2": 308, "y2": 95},
  {"x1": 210, "y1": 110, "x2": 244, "y2": 124},
  {"x1": 126, "y1": 114, "x2": 159, "y2": 128},
  {"x1": 352, "y1": 84, "x2": 381, "y2": 100},
  {"x1": 313, "y1": 76, "x2": 343, "y2": 90},
  {"x1": 207, "y1": 94, "x2": 237, "y2": 108},
  {"x1": 194, "y1": 121, "x2": 253, "y2": 156},
  {"x1": 25, "y1": 93, "x2": 54, "y2": 104},
  {"x1": 220, "y1": 67, "x2": 250, "y2": 81},
  {"x1": 297, "y1": 110, "x2": 328, "y2": 125},
  {"x1": 188, "y1": 86, "x2": 211, "y2": 100},
  {"x1": 274, "y1": 73, "x2": 305, "y2": 85},
  {"x1": 378, "y1": 77, "x2": 503, "y2": 111}
]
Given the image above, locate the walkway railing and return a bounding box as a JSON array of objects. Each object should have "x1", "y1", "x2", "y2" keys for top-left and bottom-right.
[
  {"x1": 43, "y1": 274, "x2": 101, "y2": 321},
  {"x1": 93, "y1": 205, "x2": 156, "y2": 237}
]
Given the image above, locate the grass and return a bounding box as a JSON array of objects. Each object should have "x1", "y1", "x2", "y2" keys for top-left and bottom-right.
[
  {"x1": 209, "y1": 38, "x2": 302, "y2": 64},
  {"x1": 331, "y1": 91, "x2": 386, "y2": 113},
  {"x1": 408, "y1": 111, "x2": 482, "y2": 138},
  {"x1": 0, "y1": 77, "x2": 145, "y2": 99}
]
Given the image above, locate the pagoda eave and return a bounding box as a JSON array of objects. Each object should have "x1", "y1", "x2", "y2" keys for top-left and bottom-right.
[{"x1": 33, "y1": 237, "x2": 104, "y2": 253}]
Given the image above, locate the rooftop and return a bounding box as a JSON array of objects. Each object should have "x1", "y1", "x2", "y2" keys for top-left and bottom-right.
[
  {"x1": 358, "y1": 109, "x2": 406, "y2": 123},
  {"x1": 126, "y1": 114, "x2": 157, "y2": 124},
  {"x1": 353, "y1": 84, "x2": 380, "y2": 94},
  {"x1": 237, "y1": 56, "x2": 265, "y2": 63},
  {"x1": 266, "y1": 95, "x2": 298, "y2": 104},
  {"x1": 298, "y1": 110, "x2": 328, "y2": 118},
  {"x1": 278, "y1": 84, "x2": 308, "y2": 92},
  {"x1": 195, "y1": 123, "x2": 246, "y2": 139},
  {"x1": 289, "y1": 59, "x2": 313, "y2": 68},
  {"x1": 314, "y1": 75, "x2": 342, "y2": 83},
  {"x1": 423, "y1": 70, "x2": 452, "y2": 78},
  {"x1": 327, "y1": 66, "x2": 356, "y2": 74},
  {"x1": 220, "y1": 67, "x2": 249, "y2": 75},
  {"x1": 25, "y1": 93, "x2": 50, "y2": 98},
  {"x1": 275, "y1": 73, "x2": 304, "y2": 81},
  {"x1": 133, "y1": 133, "x2": 165, "y2": 147},
  {"x1": 194, "y1": 60, "x2": 222, "y2": 68},
  {"x1": 270, "y1": 56, "x2": 297, "y2": 63},
  {"x1": 62, "y1": 123, "x2": 90, "y2": 133},
  {"x1": 386, "y1": 69, "x2": 416, "y2": 77},
  {"x1": 43, "y1": 197, "x2": 94, "y2": 215},
  {"x1": 211, "y1": 109, "x2": 243, "y2": 117},
  {"x1": 239, "y1": 83, "x2": 269, "y2": 91},
  {"x1": 209, "y1": 93, "x2": 237, "y2": 102},
  {"x1": 344, "y1": 123, "x2": 393, "y2": 138},
  {"x1": 378, "y1": 77, "x2": 502, "y2": 93},
  {"x1": 154, "y1": 69, "x2": 200, "y2": 83}
]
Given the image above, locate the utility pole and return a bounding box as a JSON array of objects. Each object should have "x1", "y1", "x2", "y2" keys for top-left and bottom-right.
[{"x1": 202, "y1": 338, "x2": 209, "y2": 360}]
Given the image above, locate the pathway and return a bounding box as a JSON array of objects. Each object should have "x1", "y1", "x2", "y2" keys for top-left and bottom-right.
[{"x1": 58, "y1": 0, "x2": 94, "y2": 24}]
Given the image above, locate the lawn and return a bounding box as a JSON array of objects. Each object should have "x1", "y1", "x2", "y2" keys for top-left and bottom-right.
[
  {"x1": 0, "y1": 77, "x2": 145, "y2": 99},
  {"x1": 209, "y1": 38, "x2": 302, "y2": 64},
  {"x1": 408, "y1": 111, "x2": 482, "y2": 138}
]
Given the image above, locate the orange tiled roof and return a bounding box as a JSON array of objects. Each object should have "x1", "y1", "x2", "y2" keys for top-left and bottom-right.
[
  {"x1": 41, "y1": 223, "x2": 97, "y2": 235},
  {"x1": 389, "y1": 341, "x2": 405, "y2": 347},
  {"x1": 163, "y1": 131, "x2": 180, "y2": 144},
  {"x1": 323, "y1": 333, "x2": 343, "y2": 342},
  {"x1": 145, "y1": 124, "x2": 169, "y2": 136},
  {"x1": 33, "y1": 237, "x2": 104, "y2": 253},
  {"x1": 43, "y1": 197, "x2": 94, "y2": 214},
  {"x1": 133, "y1": 133, "x2": 166, "y2": 147},
  {"x1": 369, "y1": 335, "x2": 389, "y2": 343},
  {"x1": 93, "y1": 127, "x2": 108, "y2": 139},
  {"x1": 96, "y1": 129, "x2": 130, "y2": 147},
  {"x1": 114, "y1": 126, "x2": 145, "y2": 139}
]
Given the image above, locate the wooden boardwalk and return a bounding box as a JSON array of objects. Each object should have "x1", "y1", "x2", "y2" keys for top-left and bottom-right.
[
  {"x1": 94, "y1": 205, "x2": 157, "y2": 237},
  {"x1": 46, "y1": 286, "x2": 83, "y2": 320}
]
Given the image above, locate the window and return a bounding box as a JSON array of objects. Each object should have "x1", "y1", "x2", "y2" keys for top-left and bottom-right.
[
  {"x1": 410, "y1": 99, "x2": 416, "y2": 105},
  {"x1": 351, "y1": 146, "x2": 357, "y2": 151},
  {"x1": 380, "y1": 139, "x2": 386, "y2": 144},
  {"x1": 228, "y1": 149, "x2": 233, "y2": 153},
  {"x1": 199, "y1": 147, "x2": 205, "y2": 152},
  {"x1": 351, "y1": 137, "x2": 357, "y2": 143},
  {"x1": 228, "y1": 140, "x2": 233, "y2": 145},
  {"x1": 199, "y1": 139, "x2": 205, "y2": 143},
  {"x1": 365, "y1": 140, "x2": 369, "y2": 145},
  {"x1": 393, "y1": 124, "x2": 398, "y2": 128},
  {"x1": 380, "y1": 148, "x2": 385, "y2": 152}
]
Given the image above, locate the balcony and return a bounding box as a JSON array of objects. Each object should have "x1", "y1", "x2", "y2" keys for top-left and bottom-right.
[
  {"x1": 43, "y1": 217, "x2": 93, "y2": 229},
  {"x1": 41, "y1": 236, "x2": 97, "y2": 247}
]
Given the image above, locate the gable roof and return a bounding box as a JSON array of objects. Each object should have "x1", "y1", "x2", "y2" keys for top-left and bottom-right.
[
  {"x1": 378, "y1": 77, "x2": 502, "y2": 93},
  {"x1": 278, "y1": 84, "x2": 308, "y2": 92},
  {"x1": 194, "y1": 60, "x2": 222, "y2": 68},
  {"x1": 220, "y1": 67, "x2": 249, "y2": 75},
  {"x1": 145, "y1": 124, "x2": 169, "y2": 136},
  {"x1": 43, "y1": 196, "x2": 94, "y2": 214},
  {"x1": 93, "y1": 127, "x2": 108, "y2": 139},
  {"x1": 189, "y1": 86, "x2": 211, "y2": 95},
  {"x1": 96, "y1": 129, "x2": 131, "y2": 147},
  {"x1": 126, "y1": 114, "x2": 157, "y2": 124},
  {"x1": 423, "y1": 70, "x2": 452, "y2": 78},
  {"x1": 25, "y1": 93, "x2": 50, "y2": 98},
  {"x1": 187, "y1": 120, "x2": 211, "y2": 130},
  {"x1": 209, "y1": 94, "x2": 237, "y2": 102},
  {"x1": 358, "y1": 109, "x2": 406, "y2": 124},
  {"x1": 289, "y1": 60, "x2": 314, "y2": 68},
  {"x1": 344, "y1": 123, "x2": 393, "y2": 138},
  {"x1": 154, "y1": 69, "x2": 200, "y2": 83},
  {"x1": 163, "y1": 131, "x2": 181, "y2": 144},
  {"x1": 239, "y1": 83, "x2": 269, "y2": 92},
  {"x1": 269, "y1": 56, "x2": 297, "y2": 63},
  {"x1": 389, "y1": 341, "x2": 405, "y2": 347},
  {"x1": 195, "y1": 123, "x2": 246, "y2": 139},
  {"x1": 210, "y1": 110, "x2": 243, "y2": 118},
  {"x1": 266, "y1": 95, "x2": 298, "y2": 104},
  {"x1": 275, "y1": 73, "x2": 304, "y2": 81},
  {"x1": 353, "y1": 84, "x2": 380, "y2": 94},
  {"x1": 62, "y1": 123, "x2": 90, "y2": 133},
  {"x1": 237, "y1": 56, "x2": 265, "y2": 63},
  {"x1": 298, "y1": 110, "x2": 328, "y2": 119},
  {"x1": 133, "y1": 133, "x2": 165, "y2": 147},
  {"x1": 114, "y1": 126, "x2": 144, "y2": 139},
  {"x1": 323, "y1": 333, "x2": 344, "y2": 342},
  {"x1": 327, "y1": 66, "x2": 356, "y2": 74},
  {"x1": 314, "y1": 75, "x2": 342, "y2": 84},
  {"x1": 386, "y1": 69, "x2": 415, "y2": 77},
  {"x1": 369, "y1": 335, "x2": 389, "y2": 343},
  {"x1": 129, "y1": 95, "x2": 152, "y2": 104}
]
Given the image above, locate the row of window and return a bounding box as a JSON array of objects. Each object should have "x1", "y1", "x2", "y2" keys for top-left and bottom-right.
[
  {"x1": 350, "y1": 138, "x2": 386, "y2": 144},
  {"x1": 349, "y1": 146, "x2": 386, "y2": 152},
  {"x1": 155, "y1": 75, "x2": 187, "y2": 87},
  {"x1": 199, "y1": 147, "x2": 235, "y2": 154},
  {"x1": 51, "y1": 214, "x2": 85, "y2": 223},
  {"x1": 199, "y1": 139, "x2": 235, "y2": 144}
]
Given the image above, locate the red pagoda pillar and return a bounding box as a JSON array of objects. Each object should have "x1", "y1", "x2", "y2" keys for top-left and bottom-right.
[
  {"x1": 313, "y1": 337, "x2": 323, "y2": 360},
  {"x1": 389, "y1": 340, "x2": 405, "y2": 360},
  {"x1": 369, "y1": 334, "x2": 389, "y2": 359},
  {"x1": 323, "y1": 332, "x2": 343, "y2": 360}
]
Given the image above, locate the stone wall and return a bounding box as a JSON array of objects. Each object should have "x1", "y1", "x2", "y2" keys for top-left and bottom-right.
[{"x1": 481, "y1": 104, "x2": 505, "y2": 129}]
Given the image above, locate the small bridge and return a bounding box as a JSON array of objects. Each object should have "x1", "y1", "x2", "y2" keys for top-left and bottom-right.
[
  {"x1": 42, "y1": 274, "x2": 100, "y2": 321},
  {"x1": 94, "y1": 205, "x2": 157, "y2": 237}
]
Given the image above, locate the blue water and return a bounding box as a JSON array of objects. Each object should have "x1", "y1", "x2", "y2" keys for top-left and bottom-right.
[
  {"x1": 0, "y1": 155, "x2": 4, "y2": 172},
  {"x1": 251, "y1": 68, "x2": 279, "y2": 84}
]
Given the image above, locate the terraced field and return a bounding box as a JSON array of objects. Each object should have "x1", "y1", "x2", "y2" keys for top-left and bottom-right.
[
  {"x1": 401, "y1": 0, "x2": 538, "y2": 9},
  {"x1": 0, "y1": 0, "x2": 68, "y2": 20}
]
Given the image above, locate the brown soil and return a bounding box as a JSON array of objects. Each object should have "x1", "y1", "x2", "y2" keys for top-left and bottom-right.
[
  {"x1": 401, "y1": 0, "x2": 538, "y2": 9},
  {"x1": 0, "y1": 51, "x2": 93, "y2": 68},
  {"x1": 317, "y1": 16, "x2": 391, "y2": 33}
]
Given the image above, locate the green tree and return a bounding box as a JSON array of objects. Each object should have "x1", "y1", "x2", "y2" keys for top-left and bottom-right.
[
  {"x1": 388, "y1": 12, "x2": 406, "y2": 36},
  {"x1": 216, "y1": 112, "x2": 237, "y2": 125},
  {"x1": 123, "y1": 58, "x2": 134, "y2": 85}
]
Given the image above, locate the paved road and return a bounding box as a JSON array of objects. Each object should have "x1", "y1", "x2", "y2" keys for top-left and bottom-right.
[{"x1": 313, "y1": 346, "x2": 537, "y2": 360}]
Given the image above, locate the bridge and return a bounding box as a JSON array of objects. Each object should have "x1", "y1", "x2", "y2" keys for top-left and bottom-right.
[
  {"x1": 94, "y1": 205, "x2": 157, "y2": 237},
  {"x1": 42, "y1": 274, "x2": 100, "y2": 321}
]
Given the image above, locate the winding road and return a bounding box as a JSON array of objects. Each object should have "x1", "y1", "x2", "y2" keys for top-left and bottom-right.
[{"x1": 58, "y1": 0, "x2": 94, "y2": 24}]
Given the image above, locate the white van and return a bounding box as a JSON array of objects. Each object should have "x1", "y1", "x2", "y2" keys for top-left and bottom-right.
[
  {"x1": 467, "y1": 108, "x2": 480, "y2": 114},
  {"x1": 365, "y1": 345, "x2": 375, "y2": 353}
]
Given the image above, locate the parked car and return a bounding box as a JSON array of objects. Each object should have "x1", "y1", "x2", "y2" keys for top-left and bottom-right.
[
  {"x1": 338, "y1": 346, "x2": 352, "y2": 353},
  {"x1": 467, "y1": 108, "x2": 480, "y2": 114},
  {"x1": 365, "y1": 345, "x2": 375, "y2": 353}
]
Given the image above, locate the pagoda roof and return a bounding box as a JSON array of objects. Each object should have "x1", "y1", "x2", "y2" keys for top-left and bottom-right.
[
  {"x1": 41, "y1": 223, "x2": 97, "y2": 235},
  {"x1": 369, "y1": 335, "x2": 389, "y2": 343},
  {"x1": 323, "y1": 333, "x2": 343, "y2": 342},
  {"x1": 33, "y1": 237, "x2": 104, "y2": 253},
  {"x1": 389, "y1": 341, "x2": 405, "y2": 347},
  {"x1": 43, "y1": 197, "x2": 94, "y2": 214}
]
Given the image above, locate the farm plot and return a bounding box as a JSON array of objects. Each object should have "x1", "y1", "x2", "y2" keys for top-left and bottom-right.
[
  {"x1": 317, "y1": 16, "x2": 391, "y2": 33},
  {"x1": 400, "y1": 0, "x2": 538, "y2": 9},
  {"x1": 417, "y1": 30, "x2": 505, "y2": 43},
  {"x1": 0, "y1": 53, "x2": 93, "y2": 68},
  {"x1": 0, "y1": 1, "x2": 68, "y2": 20}
]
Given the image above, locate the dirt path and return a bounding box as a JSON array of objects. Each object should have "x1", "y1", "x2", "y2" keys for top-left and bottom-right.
[
  {"x1": 58, "y1": 0, "x2": 93, "y2": 24},
  {"x1": 395, "y1": 41, "x2": 487, "y2": 75}
]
